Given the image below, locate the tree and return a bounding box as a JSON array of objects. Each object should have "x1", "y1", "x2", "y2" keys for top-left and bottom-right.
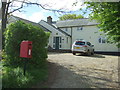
[
  {"x1": 59, "y1": 14, "x2": 84, "y2": 20},
  {"x1": 84, "y1": 2, "x2": 120, "y2": 47},
  {"x1": 2, "y1": 0, "x2": 75, "y2": 30},
  {"x1": 1, "y1": 0, "x2": 73, "y2": 49}
]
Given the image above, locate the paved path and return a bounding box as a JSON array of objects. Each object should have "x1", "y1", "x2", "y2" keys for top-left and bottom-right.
[{"x1": 46, "y1": 53, "x2": 119, "y2": 88}]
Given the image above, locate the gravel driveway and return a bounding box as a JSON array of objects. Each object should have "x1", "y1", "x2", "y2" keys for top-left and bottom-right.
[{"x1": 46, "y1": 53, "x2": 119, "y2": 88}]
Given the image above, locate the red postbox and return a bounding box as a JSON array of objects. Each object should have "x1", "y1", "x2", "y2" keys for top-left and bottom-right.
[{"x1": 20, "y1": 41, "x2": 32, "y2": 58}]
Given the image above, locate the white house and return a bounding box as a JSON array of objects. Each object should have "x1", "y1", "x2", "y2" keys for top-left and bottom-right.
[
  {"x1": 39, "y1": 16, "x2": 119, "y2": 53},
  {"x1": 3, "y1": 15, "x2": 120, "y2": 53}
]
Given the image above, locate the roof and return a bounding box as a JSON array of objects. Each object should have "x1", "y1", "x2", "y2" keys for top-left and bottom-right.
[
  {"x1": 40, "y1": 20, "x2": 71, "y2": 37},
  {"x1": 56, "y1": 18, "x2": 100, "y2": 28},
  {"x1": 75, "y1": 39, "x2": 87, "y2": 42},
  {"x1": 11, "y1": 15, "x2": 51, "y2": 32}
]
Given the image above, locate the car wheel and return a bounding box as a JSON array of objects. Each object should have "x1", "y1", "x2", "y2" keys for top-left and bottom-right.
[
  {"x1": 73, "y1": 52, "x2": 76, "y2": 55},
  {"x1": 87, "y1": 50, "x2": 91, "y2": 56},
  {"x1": 91, "y1": 50, "x2": 94, "y2": 55},
  {"x1": 91, "y1": 51, "x2": 94, "y2": 55}
]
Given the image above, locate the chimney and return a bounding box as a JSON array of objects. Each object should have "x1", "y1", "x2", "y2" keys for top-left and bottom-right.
[{"x1": 47, "y1": 16, "x2": 52, "y2": 24}]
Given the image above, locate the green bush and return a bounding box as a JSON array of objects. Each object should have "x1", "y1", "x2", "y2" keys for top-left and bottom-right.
[
  {"x1": 2, "y1": 65, "x2": 48, "y2": 88},
  {"x1": 4, "y1": 21, "x2": 50, "y2": 67},
  {"x1": 2, "y1": 67, "x2": 32, "y2": 88},
  {"x1": 2, "y1": 21, "x2": 50, "y2": 88}
]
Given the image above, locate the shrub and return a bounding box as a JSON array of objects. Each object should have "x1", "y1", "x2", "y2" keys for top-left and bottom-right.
[
  {"x1": 4, "y1": 20, "x2": 50, "y2": 67},
  {"x1": 2, "y1": 65, "x2": 48, "y2": 88}
]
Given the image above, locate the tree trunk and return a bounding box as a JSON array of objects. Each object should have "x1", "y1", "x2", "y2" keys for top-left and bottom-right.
[{"x1": 2, "y1": 2, "x2": 7, "y2": 49}]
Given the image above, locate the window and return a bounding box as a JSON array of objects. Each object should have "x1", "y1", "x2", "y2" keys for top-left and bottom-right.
[
  {"x1": 75, "y1": 41, "x2": 85, "y2": 45},
  {"x1": 77, "y1": 27, "x2": 83, "y2": 30},
  {"x1": 102, "y1": 38, "x2": 106, "y2": 43},
  {"x1": 87, "y1": 42, "x2": 91, "y2": 46},
  {"x1": 53, "y1": 37, "x2": 56, "y2": 43},
  {"x1": 59, "y1": 45, "x2": 61, "y2": 48},
  {"x1": 66, "y1": 37, "x2": 68, "y2": 43},
  {"x1": 65, "y1": 28, "x2": 68, "y2": 31},
  {"x1": 99, "y1": 38, "x2": 101, "y2": 43},
  {"x1": 59, "y1": 37, "x2": 61, "y2": 43},
  {"x1": 98, "y1": 37, "x2": 106, "y2": 43},
  {"x1": 53, "y1": 45, "x2": 55, "y2": 48}
]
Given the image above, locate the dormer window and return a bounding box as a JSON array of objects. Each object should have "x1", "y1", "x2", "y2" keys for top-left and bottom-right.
[{"x1": 77, "y1": 27, "x2": 83, "y2": 30}]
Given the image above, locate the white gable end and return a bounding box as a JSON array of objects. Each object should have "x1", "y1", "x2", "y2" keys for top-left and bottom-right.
[{"x1": 39, "y1": 20, "x2": 69, "y2": 37}]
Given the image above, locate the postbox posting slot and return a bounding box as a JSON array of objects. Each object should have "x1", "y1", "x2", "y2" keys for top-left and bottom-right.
[{"x1": 28, "y1": 44, "x2": 32, "y2": 45}]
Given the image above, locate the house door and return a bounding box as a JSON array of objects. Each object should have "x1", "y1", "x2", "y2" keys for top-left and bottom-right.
[{"x1": 55, "y1": 37, "x2": 59, "y2": 50}]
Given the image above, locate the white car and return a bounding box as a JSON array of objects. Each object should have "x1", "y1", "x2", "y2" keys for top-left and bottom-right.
[{"x1": 71, "y1": 40, "x2": 94, "y2": 55}]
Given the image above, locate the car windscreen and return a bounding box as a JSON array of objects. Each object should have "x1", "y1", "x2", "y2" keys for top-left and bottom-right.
[{"x1": 75, "y1": 41, "x2": 85, "y2": 45}]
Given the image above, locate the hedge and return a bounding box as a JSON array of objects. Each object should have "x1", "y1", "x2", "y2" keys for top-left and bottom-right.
[{"x1": 4, "y1": 20, "x2": 50, "y2": 67}]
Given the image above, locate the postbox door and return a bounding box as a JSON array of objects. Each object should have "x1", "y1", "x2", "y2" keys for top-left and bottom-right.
[
  {"x1": 20, "y1": 41, "x2": 32, "y2": 58},
  {"x1": 20, "y1": 42, "x2": 28, "y2": 58}
]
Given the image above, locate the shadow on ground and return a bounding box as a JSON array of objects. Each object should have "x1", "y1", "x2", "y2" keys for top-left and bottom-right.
[
  {"x1": 48, "y1": 52, "x2": 106, "y2": 58},
  {"x1": 32, "y1": 61, "x2": 119, "y2": 88},
  {"x1": 76, "y1": 54, "x2": 105, "y2": 58},
  {"x1": 48, "y1": 52, "x2": 66, "y2": 55}
]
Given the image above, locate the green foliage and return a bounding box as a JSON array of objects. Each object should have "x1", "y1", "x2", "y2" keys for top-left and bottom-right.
[
  {"x1": 2, "y1": 20, "x2": 50, "y2": 88},
  {"x1": 2, "y1": 67, "x2": 31, "y2": 88},
  {"x1": 85, "y1": 2, "x2": 120, "y2": 47},
  {"x1": 4, "y1": 20, "x2": 50, "y2": 67},
  {"x1": 2, "y1": 65, "x2": 48, "y2": 88},
  {"x1": 59, "y1": 14, "x2": 84, "y2": 20}
]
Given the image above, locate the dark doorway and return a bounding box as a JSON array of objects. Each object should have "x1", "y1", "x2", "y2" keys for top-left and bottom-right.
[{"x1": 55, "y1": 37, "x2": 59, "y2": 50}]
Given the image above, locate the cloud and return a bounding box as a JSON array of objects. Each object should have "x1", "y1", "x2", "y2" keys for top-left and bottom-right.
[
  {"x1": 10, "y1": 0, "x2": 85, "y2": 12},
  {"x1": 12, "y1": 10, "x2": 47, "y2": 23},
  {"x1": 27, "y1": 11, "x2": 46, "y2": 23},
  {"x1": 12, "y1": 11, "x2": 27, "y2": 19},
  {"x1": 38, "y1": 0, "x2": 85, "y2": 11},
  {"x1": 11, "y1": 0, "x2": 87, "y2": 22}
]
